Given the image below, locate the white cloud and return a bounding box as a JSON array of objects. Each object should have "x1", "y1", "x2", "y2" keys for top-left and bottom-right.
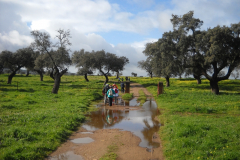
[
  {"x1": 0, "y1": 31, "x2": 33, "y2": 52},
  {"x1": 1, "y1": 0, "x2": 172, "y2": 35},
  {"x1": 170, "y1": 0, "x2": 240, "y2": 29},
  {"x1": 31, "y1": 20, "x2": 50, "y2": 31}
]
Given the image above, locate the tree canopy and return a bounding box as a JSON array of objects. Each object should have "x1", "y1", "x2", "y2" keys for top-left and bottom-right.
[
  {"x1": 138, "y1": 57, "x2": 153, "y2": 78},
  {"x1": 0, "y1": 48, "x2": 34, "y2": 84},
  {"x1": 72, "y1": 49, "x2": 94, "y2": 82}
]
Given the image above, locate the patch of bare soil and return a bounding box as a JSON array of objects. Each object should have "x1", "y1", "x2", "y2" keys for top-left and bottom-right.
[
  {"x1": 46, "y1": 83, "x2": 164, "y2": 160},
  {"x1": 130, "y1": 83, "x2": 153, "y2": 98}
]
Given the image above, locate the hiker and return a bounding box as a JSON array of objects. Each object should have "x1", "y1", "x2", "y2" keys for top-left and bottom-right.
[
  {"x1": 113, "y1": 85, "x2": 119, "y2": 103},
  {"x1": 120, "y1": 82, "x2": 125, "y2": 93},
  {"x1": 112, "y1": 83, "x2": 118, "y2": 89},
  {"x1": 102, "y1": 84, "x2": 110, "y2": 101},
  {"x1": 122, "y1": 78, "x2": 123, "y2": 81},
  {"x1": 107, "y1": 85, "x2": 115, "y2": 106},
  {"x1": 118, "y1": 77, "x2": 121, "y2": 82}
]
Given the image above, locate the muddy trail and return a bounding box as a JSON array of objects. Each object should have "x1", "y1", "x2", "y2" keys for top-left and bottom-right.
[{"x1": 46, "y1": 83, "x2": 164, "y2": 160}]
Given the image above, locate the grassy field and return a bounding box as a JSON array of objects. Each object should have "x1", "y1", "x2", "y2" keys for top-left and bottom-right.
[
  {"x1": 132, "y1": 77, "x2": 240, "y2": 160},
  {"x1": 1, "y1": 74, "x2": 240, "y2": 160},
  {"x1": 0, "y1": 74, "x2": 112, "y2": 159}
]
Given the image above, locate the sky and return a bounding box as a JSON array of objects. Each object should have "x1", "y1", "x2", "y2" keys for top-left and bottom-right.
[{"x1": 0, "y1": 0, "x2": 240, "y2": 76}]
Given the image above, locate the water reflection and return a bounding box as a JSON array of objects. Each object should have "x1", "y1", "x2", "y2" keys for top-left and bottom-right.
[
  {"x1": 82, "y1": 98, "x2": 161, "y2": 148},
  {"x1": 71, "y1": 137, "x2": 94, "y2": 144}
]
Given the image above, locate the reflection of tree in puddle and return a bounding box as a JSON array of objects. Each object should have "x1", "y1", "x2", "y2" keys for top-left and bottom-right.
[{"x1": 141, "y1": 115, "x2": 160, "y2": 148}]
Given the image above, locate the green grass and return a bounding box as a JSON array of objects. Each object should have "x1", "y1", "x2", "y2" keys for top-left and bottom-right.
[
  {"x1": 121, "y1": 93, "x2": 133, "y2": 100},
  {"x1": 99, "y1": 144, "x2": 118, "y2": 160},
  {"x1": 137, "y1": 89, "x2": 147, "y2": 105},
  {"x1": 0, "y1": 74, "x2": 113, "y2": 160},
  {"x1": 132, "y1": 77, "x2": 240, "y2": 160}
]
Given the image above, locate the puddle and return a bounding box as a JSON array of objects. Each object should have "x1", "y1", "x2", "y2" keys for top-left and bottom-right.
[
  {"x1": 47, "y1": 151, "x2": 84, "y2": 160},
  {"x1": 79, "y1": 132, "x2": 93, "y2": 134},
  {"x1": 82, "y1": 98, "x2": 161, "y2": 148},
  {"x1": 71, "y1": 137, "x2": 94, "y2": 144}
]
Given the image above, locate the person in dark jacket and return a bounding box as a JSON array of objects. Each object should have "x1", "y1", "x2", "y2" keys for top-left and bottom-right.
[
  {"x1": 102, "y1": 84, "x2": 110, "y2": 101},
  {"x1": 102, "y1": 84, "x2": 109, "y2": 93},
  {"x1": 120, "y1": 82, "x2": 125, "y2": 93}
]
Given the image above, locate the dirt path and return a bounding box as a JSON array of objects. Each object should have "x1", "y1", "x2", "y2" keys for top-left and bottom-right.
[
  {"x1": 129, "y1": 83, "x2": 153, "y2": 97},
  {"x1": 47, "y1": 83, "x2": 164, "y2": 160}
]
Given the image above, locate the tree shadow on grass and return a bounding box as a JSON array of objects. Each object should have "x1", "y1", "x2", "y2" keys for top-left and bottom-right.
[
  {"x1": 0, "y1": 83, "x2": 15, "y2": 87},
  {"x1": 191, "y1": 85, "x2": 210, "y2": 90},
  {"x1": 218, "y1": 85, "x2": 240, "y2": 92},
  {"x1": 220, "y1": 81, "x2": 240, "y2": 85},
  {"x1": 18, "y1": 89, "x2": 35, "y2": 93},
  {"x1": 0, "y1": 88, "x2": 16, "y2": 92},
  {"x1": 141, "y1": 83, "x2": 157, "y2": 88},
  {"x1": 39, "y1": 84, "x2": 52, "y2": 86},
  {"x1": 219, "y1": 92, "x2": 240, "y2": 95},
  {"x1": 0, "y1": 88, "x2": 35, "y2": 93},
  {"x1": 42, "y1": 80, "x2": 54, "y2": 83},
  {"x1": 179, "y1": 78, "x2": 195, "y2": 81}
]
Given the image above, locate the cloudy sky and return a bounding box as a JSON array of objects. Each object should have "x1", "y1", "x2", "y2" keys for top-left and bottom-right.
[{"x1": 0, "y1": 0, "x2": 240, "y2": 76}]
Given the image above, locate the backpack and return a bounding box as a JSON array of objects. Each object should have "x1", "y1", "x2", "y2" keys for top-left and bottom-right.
[
  {"x1": 108, "y1": 89, "x2": 113, "y2": 96},
  {"x1": 114, "y1": 88, "x2": 118, "y2": 93},
  {"x1": 105, "y1": 86, "x2": 109, "y2": 93}
]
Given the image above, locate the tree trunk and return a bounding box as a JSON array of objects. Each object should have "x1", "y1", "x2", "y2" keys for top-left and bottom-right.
[
  {"x1": 100, "y1": 69, "x2": 109, "y2": 85},
  {"x1": 193, "y1": 75, "x2": 201, "y2": 84},
  {"x1": 197, "y1": 78, "x2": 201, "y2": 84},
  {"x1": 103, "y1": 73, "x2": 109, "y2": 85},
  {"x1": 36, "y1": 70, "x2": 44, "y2": 81},
  {"x1": 52, "y1": 73, "x2": 61, "y2": 94},
  {"x1": 210, "y1": 80, "x2": 219, "y2": 95},
  {"x1": 8, "y1": 71, "x2": 16, "y2": 84},
  {"x1": 84, "y1": 73, "x2": 89, "y2": 82},
  {"x1": 116, "y1": 72, "x2": 119, "y2": 79},
  {"x1": 50, "y1": 71, "x2": 55, "y2": 80},
  {"x1": 165, "y1": 76, "x2": 170, "y2": 87},
  {"x1": 150, "y1": 72, "x2": 153, "y2": 78},
  {"x1": 52, "y1": 68, "x2": 68, "y2": 94},
  {"x1": 26, "y1": 70, "x2": 29, "y2": 76}
]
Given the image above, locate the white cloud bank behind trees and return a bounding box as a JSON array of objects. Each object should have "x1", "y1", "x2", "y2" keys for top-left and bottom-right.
[{"x1": 0, "y1": 0, "x2": 240, "y2": 76}]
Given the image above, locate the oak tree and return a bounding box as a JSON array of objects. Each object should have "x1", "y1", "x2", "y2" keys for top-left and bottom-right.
[
  {"x1": 72, "y1": 49, "x2": 94, "y2": 82},
  {"x1": 0, "y1": 48, "x2": 34, "y2": 84},
  {"x1": 138, "y1": 58, "x2": 153, "y2": 78},
  {"x1": 31, "y1": 29, "x2": 72, "y2": 93}
]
